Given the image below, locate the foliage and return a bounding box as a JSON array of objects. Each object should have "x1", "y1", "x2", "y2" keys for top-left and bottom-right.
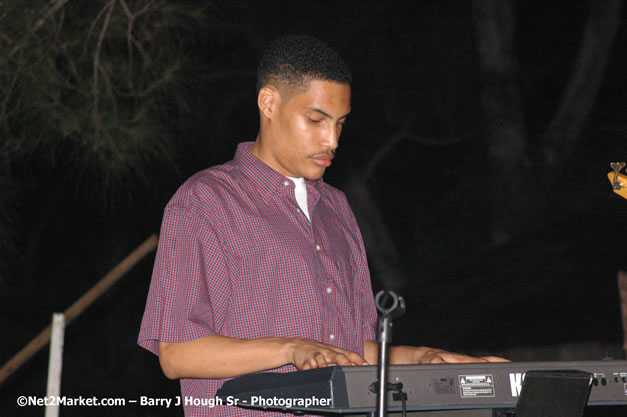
[{"x1": 0, "y1": 0, "x2": 209, "y2": 277}]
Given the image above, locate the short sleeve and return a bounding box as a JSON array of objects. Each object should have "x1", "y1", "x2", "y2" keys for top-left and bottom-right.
[{"x1": 137, "y1": 205, "x2": 230, "y2": 355}]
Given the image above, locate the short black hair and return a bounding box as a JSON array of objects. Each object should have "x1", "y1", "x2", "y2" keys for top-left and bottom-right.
[{"x1": 256, "y1": 35, "x2": 352, "y2": 95}]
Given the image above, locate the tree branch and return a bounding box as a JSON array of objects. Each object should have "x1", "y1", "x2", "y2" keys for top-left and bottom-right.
[
  {"x1": 92, "y1": 0, "x2": 116, "y2": 133},
  {"x1": 543, "y1": 0, "x2": 623, "y2": 171},
  {"x1": 6, "y1": 0, "x2": 72, "y2": 61},
  {"x1": 473, "y1": 0, "x2": 527, "y2": 169},
  {"x1": 473, "y1": 0, "x2": 530, "y2": 244},
  {"x1": 363, "y1": 113, "x2": 415, "y2": 179}
]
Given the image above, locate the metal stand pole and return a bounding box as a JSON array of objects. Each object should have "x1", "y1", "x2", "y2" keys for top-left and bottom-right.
[
  {"x1": 376, "y1": 315, "x2": 392, "y2": 417},
  {"x1": 375, "y1": 290, "x2": 405, "y2": 417},
  {"x1": 45, "y1": 313, "x2": 65, "y2": 417}
]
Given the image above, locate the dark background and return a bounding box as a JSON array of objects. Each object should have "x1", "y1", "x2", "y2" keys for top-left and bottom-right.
[{"x1": 1, "y1": 0, "x2": 626, "y2": 416}]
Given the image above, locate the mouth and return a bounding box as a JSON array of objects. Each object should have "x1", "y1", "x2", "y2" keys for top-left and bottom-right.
[{"x1": 310, "y1": 154, "x2": 334, "y2": 168}]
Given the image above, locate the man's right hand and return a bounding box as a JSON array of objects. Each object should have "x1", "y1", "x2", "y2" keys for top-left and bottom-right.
[{"x1": 287, "y1": 338, "x2": 368, "y2": 370}]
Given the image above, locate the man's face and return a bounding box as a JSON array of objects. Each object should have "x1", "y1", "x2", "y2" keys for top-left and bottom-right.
[{"x1": 259, "y1": 80, "x2": 351, "y2": 180}]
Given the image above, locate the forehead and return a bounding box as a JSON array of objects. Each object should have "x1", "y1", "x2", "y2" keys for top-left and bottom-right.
[{"x1": 282, "y1": 80, "x2": 351, "y2": 114}]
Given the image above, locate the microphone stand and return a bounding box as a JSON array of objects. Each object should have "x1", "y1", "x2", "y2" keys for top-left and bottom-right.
[{"x1": 374, "y1": 290, "x2": 405, "y2": 417}]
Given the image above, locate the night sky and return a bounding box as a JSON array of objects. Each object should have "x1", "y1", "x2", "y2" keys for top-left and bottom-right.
[{"x1": 1, "y1": 1, "x2": 626, "y2": 416}]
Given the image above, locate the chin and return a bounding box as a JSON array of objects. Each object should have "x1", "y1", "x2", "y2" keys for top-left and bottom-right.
[{"x1": 303, "y1": 171, "x2": 325, "y2": 181}]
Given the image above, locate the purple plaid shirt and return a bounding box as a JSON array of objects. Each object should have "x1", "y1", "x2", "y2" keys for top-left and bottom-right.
[{"x1": 138, "y1": 142, "x2": 377, "y2": 416}]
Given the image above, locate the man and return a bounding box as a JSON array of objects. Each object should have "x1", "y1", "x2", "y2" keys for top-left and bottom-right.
[{"x1": 138, "y1": 35, "x2": 505, "y2": 417}]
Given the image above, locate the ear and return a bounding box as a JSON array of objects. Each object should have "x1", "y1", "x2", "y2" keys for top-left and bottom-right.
[{"x1": 257, "y1": 86, "x2": 279, "y2": 119}]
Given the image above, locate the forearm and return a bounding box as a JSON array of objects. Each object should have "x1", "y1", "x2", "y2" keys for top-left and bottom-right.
[{"x1": 159, "y1": 335, "x2": 293, "y2": 379}]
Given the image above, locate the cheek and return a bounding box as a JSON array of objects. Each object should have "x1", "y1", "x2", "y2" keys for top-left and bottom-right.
[
  {"x1": 291, "y1": 119, "x2": 316, "y2": 145},
  {"x1": 293, "y1": 117, "x2": 310, "y2": 135}
]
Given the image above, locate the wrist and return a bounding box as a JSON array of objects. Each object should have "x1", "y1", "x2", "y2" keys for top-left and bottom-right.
[{"x1": 281, "y1": 337, "x2": 300, "y2": 366}]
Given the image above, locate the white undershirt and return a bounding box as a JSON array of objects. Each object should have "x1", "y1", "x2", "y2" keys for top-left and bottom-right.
[{"x1": 287, "y1": 176, "x2": 310, "y2": 221}]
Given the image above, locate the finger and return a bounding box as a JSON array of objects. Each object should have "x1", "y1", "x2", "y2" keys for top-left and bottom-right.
[
  {"x1": 299, "y1": 355, "x2": 316, "y2": 370},
  {"x1": 300, "y1": 355, "x2": 321, "y2": 370},
  {"x1": 314, "y1": 352, "x2": 328, "y2": 368},
  {"x1": 448, "y1": 354, "x2": 488, "y2": 363},
  {"x1": 423, "y1": 352, "x2": 479, "y2": 364},
  {"x1": 345, "y1": 351, "x2": 368, "y2": 365},
  {"x1": 329, "y1": 352, "x2": 354, "y2": 366},
  {"x1": 443, "y1": 353, "x2": 493, "y2": 363},
  {"x1": 481, "y1": 356, "x2": 510, "y2": 363},
  {"x1": 421, "y1": 353, "x2": 446, "y2": 364},
  {"x1": 323, "y1": 345, "x2": 367, "y2": 366}
]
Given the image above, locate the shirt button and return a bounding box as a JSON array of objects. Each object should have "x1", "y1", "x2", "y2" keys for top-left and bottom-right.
[
  {"x1": 283, "y1": 180, "x2": 290, "y2": 186},
  {"x1": 315, "y1": 244, "x2": 321, "y2": 251},
  {"x1": 329, "y1": 334, "x2": 335, "y2": 341},
  {"x1": 326, "y1": 287, "x2": 333, "y2": 294}
]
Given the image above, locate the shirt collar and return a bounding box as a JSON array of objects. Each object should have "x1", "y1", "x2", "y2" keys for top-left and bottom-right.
[{"x1": 233, "y1": 141, "x2": 325, "y2": 199}]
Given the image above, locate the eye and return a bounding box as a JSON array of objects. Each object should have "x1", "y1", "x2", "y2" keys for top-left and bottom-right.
[{"x1": 307, "y1": 117, "x2": 322, "y2": 124}]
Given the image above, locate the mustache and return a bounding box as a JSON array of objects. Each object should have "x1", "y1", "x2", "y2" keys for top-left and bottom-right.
[{"x1": 309, "y1": 149, "x2": 336, "y2": 158}]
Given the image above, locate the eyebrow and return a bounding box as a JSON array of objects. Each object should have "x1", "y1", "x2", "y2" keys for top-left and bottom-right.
[{"x1": 308, "y1": 107, "x2": 351, "y2": 120}]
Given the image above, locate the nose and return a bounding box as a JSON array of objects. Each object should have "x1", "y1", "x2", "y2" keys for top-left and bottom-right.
[{"x1": 321, "y1": 123, "x2": 340, "y2": 151}]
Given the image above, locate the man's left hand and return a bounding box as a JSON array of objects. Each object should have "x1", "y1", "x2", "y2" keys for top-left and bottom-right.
[
  {"x1": 417, "y1": 348, "x2": 509, "y2": 364},
  {"x1": 363, "y1": 341, "x2": 509, "y2": 364}
]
